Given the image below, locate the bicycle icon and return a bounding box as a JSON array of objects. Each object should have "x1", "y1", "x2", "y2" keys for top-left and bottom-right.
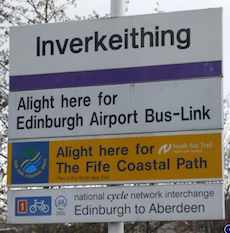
[{"x1": 29, "y1": 199, "x2": 50, "y2": 214}]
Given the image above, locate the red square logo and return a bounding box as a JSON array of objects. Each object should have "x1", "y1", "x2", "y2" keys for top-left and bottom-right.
[{"x1": 17, "y1": 200, "x2": 28, "y2": 214}]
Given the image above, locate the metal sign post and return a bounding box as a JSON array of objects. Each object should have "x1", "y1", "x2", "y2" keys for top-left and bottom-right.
[
  {"x1": 110, "y1": 0, "x2": 128, "y2": 17},
  {"x1": 109, "y1": 0, "x2": 127, "y2": 228},
  {"x1": 109, "y1": 1, "x2": 128, "y2": 231},
  {"x1": 109, "y1": 2, "x2": 127, "y2": 232},
  {"x1": 108, "y1": 222, "x2": 124, "y2": 233}
]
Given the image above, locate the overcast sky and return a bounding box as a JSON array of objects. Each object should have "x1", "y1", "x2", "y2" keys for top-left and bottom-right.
[{"x1": 74, "y1": 0, "x2": 230, "y2": 98}]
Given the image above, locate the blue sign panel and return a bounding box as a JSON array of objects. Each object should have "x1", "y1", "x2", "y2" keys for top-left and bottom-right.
[
  {"x1": 15, "y1": 196, "x2": 51, "y2": 216},
  {"x1": 12, "y1": 141, "x2": 49, "y2": 184}
]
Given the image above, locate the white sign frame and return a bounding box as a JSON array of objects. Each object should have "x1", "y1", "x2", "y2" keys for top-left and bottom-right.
[{"x1": 7, "y1": 183, "x2": 225, "y2": 224}]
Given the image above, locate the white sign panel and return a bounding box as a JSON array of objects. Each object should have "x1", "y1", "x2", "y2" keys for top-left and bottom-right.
[
  {"x1": 7, "y1": 183, "x2": 225, "y2": 224},
  {"x1": 10, "y1": 8, "x2": 222, "y2": 76},
  {"x1": 8, "y1": 78, "x2": 222, "y2": 140}
]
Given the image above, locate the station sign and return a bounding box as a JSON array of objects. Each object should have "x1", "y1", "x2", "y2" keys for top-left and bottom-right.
[
  {"x1": 8, "y1": 132, "x2": 222, "y2": 185},
  {"x1": 8, "y1": 7, "x2": 224, "y2": 223},
  {"x1": 10, "y1": 8, "x2": 221, "y2": 79},
  {"x1": 8, "y1": 77, "x2": 222, "y2": 140},
  {"x1": 7, "y1": 183, "x2": 225, "y2": 223}
]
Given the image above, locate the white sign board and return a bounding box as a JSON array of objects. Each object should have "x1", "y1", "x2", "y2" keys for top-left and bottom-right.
[
  {"x1": 7, "y1": 183, "x2": 224, "y2": 223},
  {"x1": 8, "y1": 78, "x2": 222, "y2": 140},
  {"x1": 10, "y1": 8, "x2": 222, "y2": 76},
  {"x1": 9, "y1": 78, "x2": 222, "y2": 139}
]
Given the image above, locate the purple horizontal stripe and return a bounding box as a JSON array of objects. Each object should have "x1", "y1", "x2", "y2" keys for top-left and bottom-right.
[{"x1": 10, "y1": 61, "x2": 222, "y2": 92}]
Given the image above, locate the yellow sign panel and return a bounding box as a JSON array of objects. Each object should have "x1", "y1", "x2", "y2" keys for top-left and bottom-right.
[{"x1": 49, "y1": 133, "x2": 222, "y2": 184}]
